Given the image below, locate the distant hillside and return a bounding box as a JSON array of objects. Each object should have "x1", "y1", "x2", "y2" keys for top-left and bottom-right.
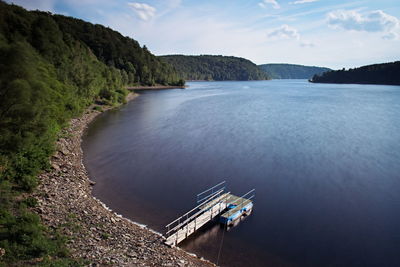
[
  {"x1": 160, "y1": 55, "x2": 269, "y2": 81},
  {"x1": 310, "y1": 61, "x2": 400, "y2": 85},
  {"x1": 259, "y1": 63, "x2": 331, "y2": 79}
]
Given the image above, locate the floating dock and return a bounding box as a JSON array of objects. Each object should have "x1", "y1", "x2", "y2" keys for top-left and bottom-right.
[
  {"x1": 219, "y1": 194, "x2": 254, "y2": 225},
  {"x1": 165, "y1": 182, "x2": 255, "y2": 247}
]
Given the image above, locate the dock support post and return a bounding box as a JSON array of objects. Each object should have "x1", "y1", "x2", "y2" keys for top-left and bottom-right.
[{"x1": 186, "y1": 214, "x2": 189, "y2": 238}]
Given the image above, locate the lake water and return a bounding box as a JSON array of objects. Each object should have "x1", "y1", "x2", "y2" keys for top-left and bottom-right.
[{"x1": 82, "y1": 80, "x2": 400, "y2": 267}]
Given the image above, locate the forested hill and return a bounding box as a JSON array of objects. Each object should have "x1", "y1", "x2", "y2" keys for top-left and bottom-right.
[
  {"x1": 258, "y1": 63, "x2": 331, "y2": 79},
  {"x1": 160, "y1": 55, "x2": 269, "y2": 81},
  {"x1": 310, "y1": 61, "x2": 400, "y2": 85},
  {"x1": 52, "y1": 16, "x2": 183, "y2": 86},
  {"x1": 0, "y1": 2, "x2": 181, "y2": 265}
]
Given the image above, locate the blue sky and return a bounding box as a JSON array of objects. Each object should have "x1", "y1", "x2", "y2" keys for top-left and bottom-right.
[{"x1": 7, "y1": 0, "x2": 400, "y2": 69}]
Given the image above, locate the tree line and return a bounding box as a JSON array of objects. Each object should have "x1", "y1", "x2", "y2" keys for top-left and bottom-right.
[
  {"x1": 310, "y1": 61, "x2": 400, "y2": 85},
  {"x1": 259, "y1": 63, "x2": 331, "y2": 79},
  {"x1": 160, "y1": 55, "x2": 269, "y2": 81}
]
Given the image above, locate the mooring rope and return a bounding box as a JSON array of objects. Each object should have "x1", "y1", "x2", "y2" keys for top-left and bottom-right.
[{"x1": 216, "y1": 224, "x2": 227, "y2": 265}]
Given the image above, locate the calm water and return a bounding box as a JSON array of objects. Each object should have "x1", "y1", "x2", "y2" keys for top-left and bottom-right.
[{"x1": 82, "y1": 80, "x2": 400, "y2": 267}]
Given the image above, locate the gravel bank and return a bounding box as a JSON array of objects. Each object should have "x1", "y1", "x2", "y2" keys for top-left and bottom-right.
[{"x1": 34, "y1": 96, "x2": 214, "y2": 266}]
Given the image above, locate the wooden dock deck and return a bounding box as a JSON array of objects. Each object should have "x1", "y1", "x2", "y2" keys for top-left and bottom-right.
[
  {"x1": 165, "y1": 199, "x2": 227, "y2": 246},
  {"x1": 164, "y1": 182, "x2": 255, "y2": 247}
]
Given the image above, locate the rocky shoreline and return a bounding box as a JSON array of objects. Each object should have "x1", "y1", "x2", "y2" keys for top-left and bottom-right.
[{"x1": 34, "y1": 95, "x2": 214, "y2": 266}]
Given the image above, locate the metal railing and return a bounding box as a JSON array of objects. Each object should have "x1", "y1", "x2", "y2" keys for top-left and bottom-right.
[
  {"x1": 238, "y1": 188, "x2": 255, "y2": 211},
  {"x1": 165, "y1": 187, "x2": 228, "y2": 237},
  {"x1": 196, "y1": 181, "x2": 226, "y2": 204}
]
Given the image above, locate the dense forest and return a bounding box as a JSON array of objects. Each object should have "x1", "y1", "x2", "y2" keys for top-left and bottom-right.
[
  {"x1": 52, "y1": 16, "x2": 183, "y2": 87},
  {"x1": 0, "y1": 1, "x2": 182, "y2": 265},
  {"x1": 310, "y1": 61, "x2": 400, "y2": 85},
  {"x1": 160, "y1": 55, "x2": 269, "y2": 81},
  {"x1": 258, "y1": 63, "x2": 331, "y2": 79}
]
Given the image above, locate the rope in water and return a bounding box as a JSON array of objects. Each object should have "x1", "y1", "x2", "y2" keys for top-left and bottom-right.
[{"x1": 216, "y1": 224, "x2": 227, "y2": 265}]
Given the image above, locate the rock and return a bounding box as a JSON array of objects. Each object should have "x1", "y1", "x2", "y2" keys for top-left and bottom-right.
[
  {"x1": 0, "y1": 247, "x2": 5, "y2": 258},
  {"x1": 60, "y1": 147, "x2": 69, "y2": 155},
  {"x1": 127, "y1": 252, "x2": 137, "y2": 258},
  {"x1": 51, "y1": 163, "x2": 60, "y2": 171}
]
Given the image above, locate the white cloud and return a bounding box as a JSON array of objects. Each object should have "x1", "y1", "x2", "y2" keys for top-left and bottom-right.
[
  {"x1": 267, "y1": 24, "x2": 300, "y2": 40},
  {"x1": 155, "y1": 0, "x2": 183, "y2": 18},
  {"x1": 259, "y1": 0, "x2": 280, "y2": 9},
  {"x1": 382, "y1": 32, "x2": 397, "y2": 40},
  {"x1": 327, "y1": 9, "x2": 400, "y2": 40},
  {"x1": 290, "y1": 0, "x2": 319, "y2": 4},
  {"x1": 165, "y1": 0, "x2": 182, "y2": 9},
  {"x1": 300, "y1": 41, "x2": 315, "y2": 47},
  {"x1": 128, "y1": 2, "x2": 156, "y2": 21}
]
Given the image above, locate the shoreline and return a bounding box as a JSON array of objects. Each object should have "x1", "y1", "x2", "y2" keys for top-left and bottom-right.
[
  {"x1": 34, "y1": 93, "x2": 214, "y2": 266},
  {"x1": 127, "y1": 85, "x2": 186, "y2": 90}
]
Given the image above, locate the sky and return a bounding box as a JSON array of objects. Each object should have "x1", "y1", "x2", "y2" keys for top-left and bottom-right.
[{"x1": 6, "y1": 0, "x2": 400, "y2": 69}]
